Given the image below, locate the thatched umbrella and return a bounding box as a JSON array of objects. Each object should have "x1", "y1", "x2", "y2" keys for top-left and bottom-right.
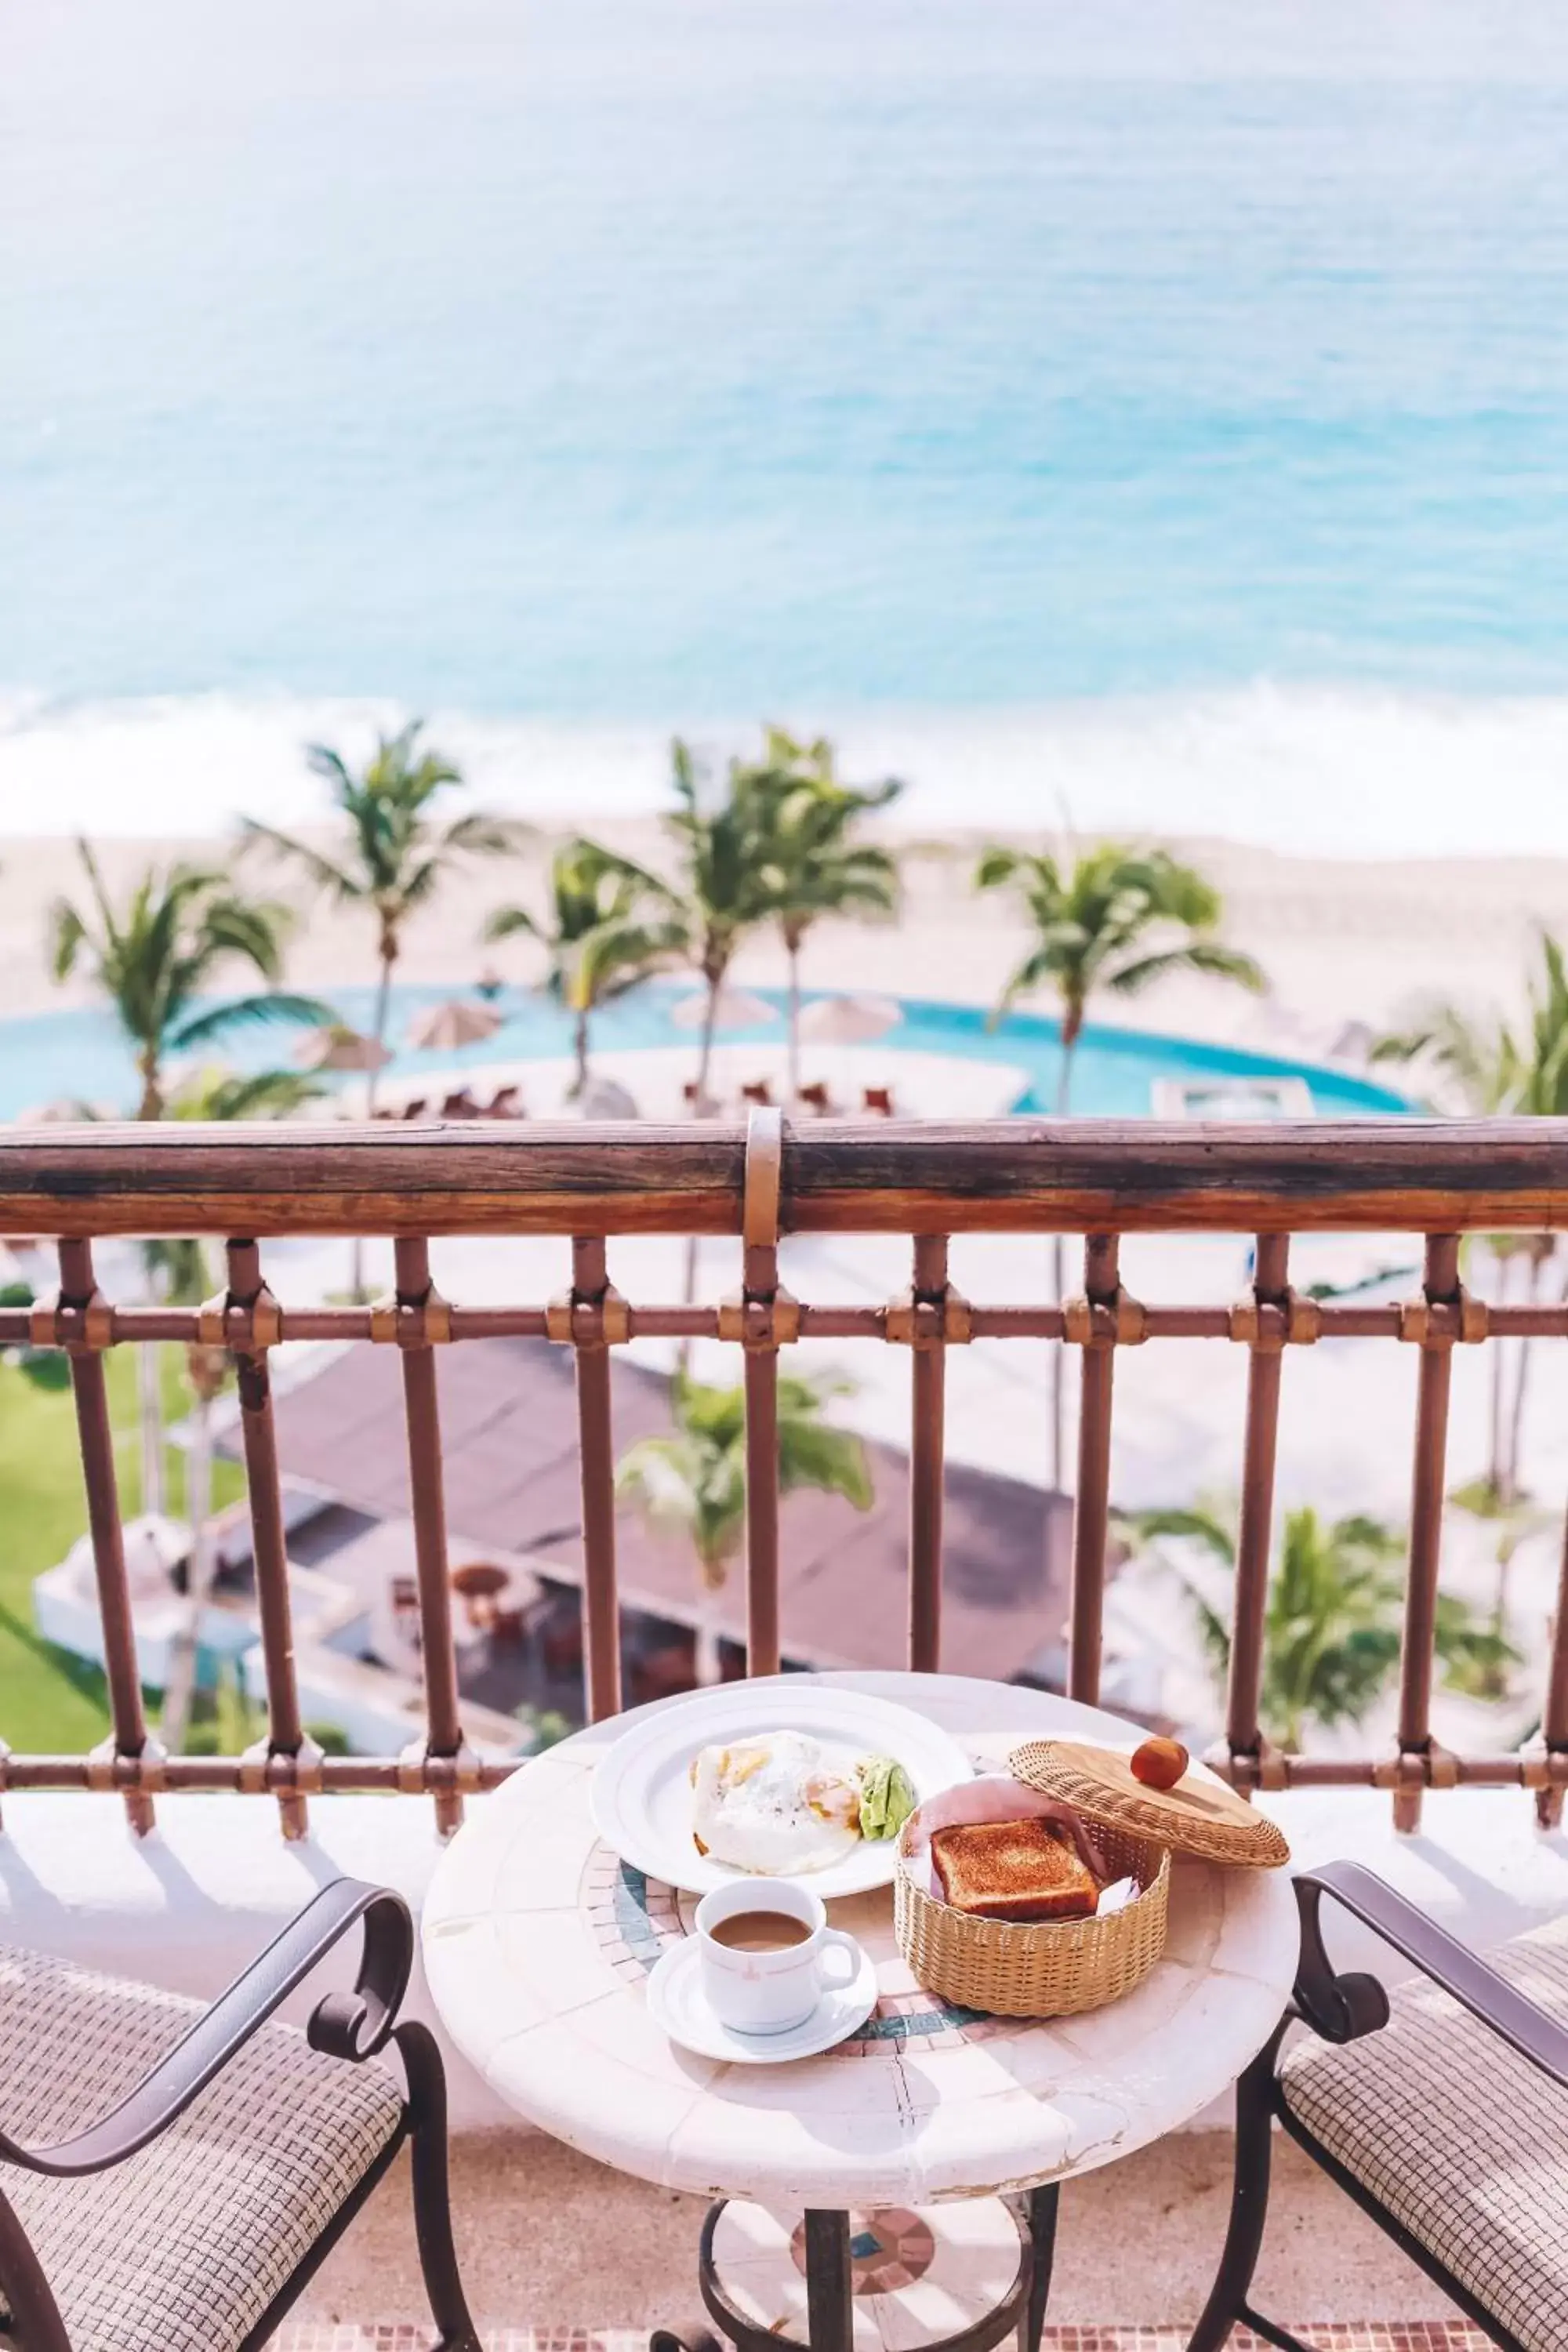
[
  {"x1": 798, "y1": 992, "x2": 901, "y2": 1045},
  {"x1": 293, "y1": 1023, "x2": 392, "y2": 1074},
  {"x1": 670, "y1": 986, "x2": 776, "y2": 1033},
  {"x1": 406, "y1": 999, "x2": 504, "y2": 1053}
]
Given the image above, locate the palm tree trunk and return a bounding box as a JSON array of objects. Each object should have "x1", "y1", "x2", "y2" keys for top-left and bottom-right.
[
  {"x1": 136, "y1": 1040, "x2": 164, "y2": 1122},
  {"x1": 694, "y1": 971, "x2": 721, "y2": 1107},
  {"x1": 136, "y1": 1077, "x2": 166, "y2": 1512},
  {"x1": 1489, "y1": 1248, "x2": 1512, "y2": 1501},
  {"x1": 682, "y1": 967, "x2": 726, "y2": 1314},
  {"x1": 352, "y1": 944, "x2": 396, "y2": 1298},
  {"x1": 694, "y1": 1581, "x2": 723, "y2": 1686},
  {"x1": 368, "y1": 945, "x2": 395, "y2": 1117},
  {"x1": 1507, "y1": 1248, "x2": 1547, "y2": 1502},
  {"x1": 1049, "y1": 1033, "x2": 1078, "y2": 1493},
  {"x1": 161, "y1": 1385, "x2": 214, "y2": 1752},
  {"x1": 786, "y1": 935, "x2": 802, "y2": 1103},
  {"x1": 136, "y1": 1341, "x2": 166, "y2": 1517},
  {"x1": 572, "y1": 1006, "x2": 591, "y2": 1098}
]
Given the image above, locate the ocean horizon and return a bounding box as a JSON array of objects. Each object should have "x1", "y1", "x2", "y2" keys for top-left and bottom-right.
[{"x1": 5, "y1": 0, "x2": 1568, "y2": 851}]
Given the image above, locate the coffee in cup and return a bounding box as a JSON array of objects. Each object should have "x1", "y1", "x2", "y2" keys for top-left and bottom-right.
[{"x1": 695, "y1": 1878, "x2": 861, "y2": 2034}]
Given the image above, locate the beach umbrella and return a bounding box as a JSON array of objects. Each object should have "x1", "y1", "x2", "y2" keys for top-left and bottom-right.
[
  {"x1": 293, "y1": 1023, "x2": 391, "y2": 1073},
  {"x1": 578, "y1": 1073, "x2": 641, "y2": 1120},
  {"x1": 798, "y1": 992, "x2": 902, "y2": 1045},
  {"x1": 406, "y1": 998, "x2": 503, "y2": 1053},
  {"x1": 13, "y1": 1098, "x2": 99, "y2": 1125},
  {"x1": 670, "y1": 987, "x2": 777, "y2": 1032}
]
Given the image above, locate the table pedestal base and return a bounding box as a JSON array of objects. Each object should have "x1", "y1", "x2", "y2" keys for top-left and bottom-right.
[{"x1": 661, "y1": 2187, "x2": 1056, "y2": 2352}]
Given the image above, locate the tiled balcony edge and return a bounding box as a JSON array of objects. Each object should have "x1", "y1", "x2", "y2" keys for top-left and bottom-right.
[{"x1": 270, "y1": 2325, "x2": 1493, "y2": 2351}]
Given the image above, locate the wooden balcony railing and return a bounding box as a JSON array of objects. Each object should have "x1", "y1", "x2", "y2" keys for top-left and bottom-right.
[{"x1": 3, "y1": 1112, "x2": 1568, "y2": 1842}]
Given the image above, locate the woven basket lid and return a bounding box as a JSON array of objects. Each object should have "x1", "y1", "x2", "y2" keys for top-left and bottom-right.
[{"x1": 1008, "y1": 1739, "x2": 1290, "y2": 1869}]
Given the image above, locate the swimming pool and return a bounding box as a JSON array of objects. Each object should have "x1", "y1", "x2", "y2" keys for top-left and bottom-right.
[{"x1": 0, "y1": 982, "x2": 1407, "y2": 1124}]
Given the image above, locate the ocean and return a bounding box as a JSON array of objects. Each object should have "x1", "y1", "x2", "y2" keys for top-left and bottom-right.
[{"x1": 4, "y1": 0, "x2": 1568, "y2": 851}]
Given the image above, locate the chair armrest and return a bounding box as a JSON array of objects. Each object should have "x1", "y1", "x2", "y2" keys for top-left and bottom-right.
[
  {"x1": 0, "y1": 1876, "x2": 412, "y2": 2180},
  {"x1": 1295, "y1": 1858, "x2": 1568, "y2": 2090}
]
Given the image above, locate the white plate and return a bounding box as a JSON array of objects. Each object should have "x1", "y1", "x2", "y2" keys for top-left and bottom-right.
[
  {"x1": 590, "y1": 1682, "x2": 971, "y2": 1896},
  {"x1": 645, "y1": 1933, "x2": 879, "y2": 2064}
]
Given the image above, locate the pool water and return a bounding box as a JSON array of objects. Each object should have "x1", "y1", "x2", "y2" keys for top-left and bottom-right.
[{"x1": 0, "y1": 984, "x2": 1407, "y2": 1123}]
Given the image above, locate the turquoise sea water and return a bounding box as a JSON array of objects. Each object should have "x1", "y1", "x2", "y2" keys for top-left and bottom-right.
[
  {"x1": 0, "y1": 985, "x2": 1407, "y2": 1125},
  {"x1": 3, "y1": 0, "x2": 1567, "y2": 737}
]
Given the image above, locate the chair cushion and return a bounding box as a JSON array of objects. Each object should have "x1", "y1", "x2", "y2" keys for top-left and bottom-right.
[
  {"x1": 0, "y1": 1941, "x2": 405, "y2": 2352},
  {"x1": 1279, "y1": 1909, "x2": 1568, "y2": 2352}
]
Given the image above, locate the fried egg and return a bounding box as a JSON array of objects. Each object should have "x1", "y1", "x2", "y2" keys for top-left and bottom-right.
[{"x1": 690, "y1": 1730, "x2": 862, "y2": 1875}]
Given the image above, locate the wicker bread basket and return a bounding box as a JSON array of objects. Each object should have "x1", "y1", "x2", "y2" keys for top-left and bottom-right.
[{"x1": 895, "y1": 1816, "x2": 1171, "y2": 2018}]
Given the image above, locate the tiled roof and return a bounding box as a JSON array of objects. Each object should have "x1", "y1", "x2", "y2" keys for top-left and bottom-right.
[{"x1": 260, "y1": 1337, "x2": 1071, "y2": 1682}]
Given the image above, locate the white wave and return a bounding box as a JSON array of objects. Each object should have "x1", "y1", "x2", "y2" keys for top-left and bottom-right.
[{"x1": 5, "y1": 682, "x2": 1568, "y2": 860}]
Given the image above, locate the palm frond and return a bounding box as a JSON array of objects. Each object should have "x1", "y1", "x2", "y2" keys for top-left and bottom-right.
[
  {"x1": 483, "y1": 904, "x2": 541, "y2": 943},
  {"x1": 48, "y1": 896, "x2": 88, "y2": 982},
  {"x1": 238, "y1": 818, "x2": 361, "y2": 902},
  {"x1": 169, "y1": 990, "x2": 336, "y2": 1049}
]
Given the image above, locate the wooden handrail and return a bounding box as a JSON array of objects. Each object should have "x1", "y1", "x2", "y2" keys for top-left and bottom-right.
[{"x1": 6, "y1": 1116, "x2": 1568, "y2": 1236}]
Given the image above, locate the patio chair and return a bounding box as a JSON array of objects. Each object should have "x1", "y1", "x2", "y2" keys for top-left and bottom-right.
[
  {"x1": 440, "y1": 1090, "x2": 479, "y2": 1120},
  {"x1": 401, "y1": 1098, "x2": 427, "y2": 1120},
  {"x1": 1189, "y1": 1859, "x2": 1568, "y2": 2352},
  {"x1": 797, "y1": 1080, "x2": 834, "y2": 1114},
  {"x1": 0, "y1": 1879, "x2": 477, "y2": 2352},
  {"x1": 739, "y1": 1080, "x2": 773, "y2": 1107},
  {"x1": 486, "y1": 1083, "x2": 522, "y2": 1117},
  {"x1": 862, "y1": 1083, "x2": 895, "y2": 1116}
]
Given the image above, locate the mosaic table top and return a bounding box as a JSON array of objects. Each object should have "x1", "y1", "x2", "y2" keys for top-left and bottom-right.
[{"x1": 423, "y1": 1671, "x2": 1298, "y2": 2207}]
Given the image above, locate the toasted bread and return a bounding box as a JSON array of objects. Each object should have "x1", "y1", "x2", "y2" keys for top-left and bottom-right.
[{"x1": 930, "y1": 1819, "x2": 1100, "y2": 1922}]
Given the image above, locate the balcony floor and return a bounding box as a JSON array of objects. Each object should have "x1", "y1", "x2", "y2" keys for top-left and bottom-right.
[
  {"x1": 275, "y1": 2336, "x2": 1488, "y2": 2352},
  {"x1": 281, "y1": 2129, "x2": 1462, "y2": 2344}
]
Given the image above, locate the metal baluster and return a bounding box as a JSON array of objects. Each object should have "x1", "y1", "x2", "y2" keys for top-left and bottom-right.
[
  {"x1": 1394, "y1": 1234, "x2": 1461, "y2": 1833},
  {"x1": 908, "y1": 1233, "x2": 950, "y2": 1672},
  {"x1": 1067, "y1": 1234, "x2": 1122, "y2": 1706},
  {"x1": 56, "y1": 1239, "x2": 158, "y2": 1833},
  {"x1": 225, "y1": 1241, "x2": 312, "y2": 1838},
  {"x1": 570, "y1": 1236, "x2": 622, "y2": 1721},
  {"x1": 739, "y1": 1109, "x2": 787, "y2": 1679},
  {"x1": 1536, "y1": 1519, "x2": 1568, "y2": 1829},
  {"x1": 1226, "y1": 1234, "x2": 1290, "y2": 1785},
  {"x1": 392, "y1": 1237, "x2": 467, "y2": 1835}
]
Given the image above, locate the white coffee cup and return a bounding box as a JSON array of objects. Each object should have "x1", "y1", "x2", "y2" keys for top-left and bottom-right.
[{"x1": 695, "y1": 1878, "x2": 862, "y2": 2037}]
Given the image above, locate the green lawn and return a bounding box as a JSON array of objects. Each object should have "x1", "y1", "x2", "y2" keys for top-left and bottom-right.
[{"x1": 0, "y1": 1348, "x2": 245, "y2": 1752}]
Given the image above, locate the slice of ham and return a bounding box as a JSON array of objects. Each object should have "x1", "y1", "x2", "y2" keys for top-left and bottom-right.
[{"x1": 902, "y1": 1774, "x2": 1109, "y2": 1899}]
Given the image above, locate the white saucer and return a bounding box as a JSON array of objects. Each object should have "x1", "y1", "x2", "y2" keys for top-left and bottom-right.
[{"x1": 644, "y1": 1936, "x2": 880, "y2": 2064}]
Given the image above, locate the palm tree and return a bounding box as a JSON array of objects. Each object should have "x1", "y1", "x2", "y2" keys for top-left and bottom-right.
[
  {"x1": 615, "y1": 1366, "x2": 873, "y2": 1683},
  {"x1": 975, "y1": 839, "x2": 1265, "y2": 1486},
  {"x1": 241, "y1": 721, "x2": 524, "y2": 1120},
  {"x1": 243, "y1": 721, "x2": 524, "y2": 1293},
  {"x1": 738, "y1": 730, "x2": 902, "y2": 1098},
  {"x1": 48, "y1": 840, "x2": 327, "y2": 1122},
  {"x1": 483, "y1": 837, "x2": 686, "y2": 1096},
  {"x1": 49, "y1": 843, "x2": 330, "y2": 1509},
  {"x1": 1374, "y1": 934, "x2": 1568, "y2": 1503},
  {"x1": 1128, "y1": 1500, "x2": 1515, "y2": 1749},
  {"x1": 662, "y1": 739, "x2": 778, "y2": 1109}
]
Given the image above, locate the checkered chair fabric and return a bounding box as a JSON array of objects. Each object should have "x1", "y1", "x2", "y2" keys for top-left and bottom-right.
[
  {"x1": 1279, "y1": 1910, "x2": 1568, "y2": 2352},
  {"x1": 0, "y1": 1942, "x2": 404, "y2": 2352}
]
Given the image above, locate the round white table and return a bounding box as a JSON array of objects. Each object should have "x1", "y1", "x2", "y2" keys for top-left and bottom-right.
[{"x1": 423, "y1": 1672, "x2": 1299, "y2": 2352}]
